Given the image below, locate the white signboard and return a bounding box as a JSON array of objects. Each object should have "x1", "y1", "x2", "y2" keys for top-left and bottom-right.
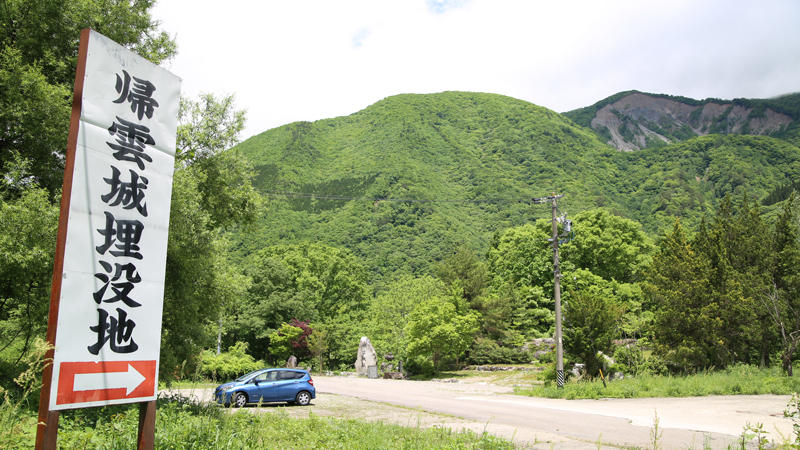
[{"x1": 49, "y1": 30, "x2": 180, "y2": 410}]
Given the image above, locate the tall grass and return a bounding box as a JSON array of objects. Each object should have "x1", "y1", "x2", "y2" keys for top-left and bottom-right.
[
  {"x1": 56, "y1": 393, "x2": 513, "y2": 449},
  {"x1": 0, "y1": 338, "x2": 50, "y2": 449},
  {"x1": 0, "y1": 390, "x2": 38, "y2": 449},
  {"x1": 516, "y1": 364, "x2": 800, "y2": 399},
  {"x1": 3, "y1": 390, "x2": 513, "y2": 449}
]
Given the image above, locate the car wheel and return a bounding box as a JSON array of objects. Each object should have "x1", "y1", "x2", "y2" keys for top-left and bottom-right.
[
  {"x1": 234, "y1": 392, "x2": 248, "y2": 408},
  {"x1": 294, "y1": 391, "x2": 311, "y2": 406}
]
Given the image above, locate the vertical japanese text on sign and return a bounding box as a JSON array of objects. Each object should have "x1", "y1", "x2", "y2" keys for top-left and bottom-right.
[{"x1": 49, "y1": 30, "x2": 180, "y2": 411}]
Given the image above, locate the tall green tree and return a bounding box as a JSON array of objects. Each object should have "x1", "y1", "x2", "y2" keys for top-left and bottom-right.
[
  {"x1": 317, "y1": 312, "x2": 365, "y2": 370},
  {"x1": 647, "y1": 195, "x2": 773, "y2": 372},
  {"x1": 693, "y1": 195, "x2": 772, "y2": 365},
  {"x1": 231, "y1": 242, "x2": 369, "y2": 361},
  {"x1": 435, "y1": 244, "x2": 488, "y2": 307},
  {"x1": 405, "y1": 295, "x2": 479, "y2": 374},
  {"x1": 175, "y1": 93, "x2": 260, "y2": 229},
  {"x1": 366, "y1": 275, "x2": 453, "y2": 366},
  {"x1": 0, "y1": 186, "x2": 58, "y2": 380},
  {"x1": 177, "y1": 94, "x2": 247, "y2": 164},
  {"x1": 486, "y1": 211, "x2": 654, "y2": 338},
  {"x1": 563, "y1": 209, "x2": 653, "y2": 283},
  {"x1": 563, "y1": 274, "x2": 625, "y2": 377},
  {"x1": 0, "y1": 0, "x2": 260, "y2": 382},
  {"x1": 487, "y1": 223, "x2": 553, "y2": 295},
  {"x1": 0, "y1": 0, "x2": 176, "y2": 194},
  {"x1": 160, "y1": 167, "x2": 252, "y2": 378},
  {"x1": 486, "y1": 223, "x2": 557, "y2": 337},
  {"x1": 768, "y1": 193, "x2": 800, "y2": 374},
  {"x1": 646, "y1": 220, "x2": 720, "y2": 370},
  {"x1": 307, "y1": 321, "x2": 330, "y2": 370},
  {"x1": 161, "y1": 94, "x2": 260, "y2": 378}
]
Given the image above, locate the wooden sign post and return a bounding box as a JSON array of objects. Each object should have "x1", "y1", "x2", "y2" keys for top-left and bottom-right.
[{"x1": 35, "y1": 28, "x2": 180, "y2": 449}]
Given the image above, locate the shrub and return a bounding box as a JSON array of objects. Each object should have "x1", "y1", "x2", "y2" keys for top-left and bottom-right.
[
  {"x1": 612, "y1": 344, "x2": 668, "y2": 376},
  {"x1": 541, "y1": 357, "x2": 576, "y2": 384},
  {"x1": 267, "y1": 322, "x2": 306, "y2": 364},
  {"x1": 405, "y1": 354, "x2": 435, "y2": 376},
  {"x1": 467, "y1": 337, "x2": 528, "y2": 365},
  {"x1": 198, "y1": 342, "x2": 263, "y2": 381},
  {"x1": 535, "y1": 349, "x2": 555, "y2": 363}
]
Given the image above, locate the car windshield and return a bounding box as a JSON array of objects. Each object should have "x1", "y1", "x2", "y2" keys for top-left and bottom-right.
[{"x1": 235, "y1": 369, "x2": 265, "y2": 382}]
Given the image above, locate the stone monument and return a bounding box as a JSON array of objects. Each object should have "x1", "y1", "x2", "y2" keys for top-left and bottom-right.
[{"x1": 354, "y1": 336, "x2": 378, "y2": 377}]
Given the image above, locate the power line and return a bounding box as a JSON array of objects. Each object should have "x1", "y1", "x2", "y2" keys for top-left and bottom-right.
[{"x1": 261, "y1": 190, "x2": 562, "y2": 207}]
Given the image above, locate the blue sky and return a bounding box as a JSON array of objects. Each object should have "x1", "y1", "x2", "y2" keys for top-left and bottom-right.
[{"x1": 152, "y1": 0, "x2": 800, "y2": 140}]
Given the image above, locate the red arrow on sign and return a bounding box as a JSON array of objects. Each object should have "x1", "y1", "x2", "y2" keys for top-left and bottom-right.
[{"x1": 56, "y1": 360, "x2": 156, "y2": 406}]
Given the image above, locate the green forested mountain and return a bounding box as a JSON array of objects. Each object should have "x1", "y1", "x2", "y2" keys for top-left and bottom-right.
[
  {"x1": 233, "y1": 92, "x2": 614, "y2": 286},
  {"x1": 607, "y1": 134, "x2": 800, "y2": 227},
  {"x1": 565, "y1": 90, "x2": 800, "y2": 150},
  {"x1": 232, "y1": 91, "x2": 800, "y2": 286}
]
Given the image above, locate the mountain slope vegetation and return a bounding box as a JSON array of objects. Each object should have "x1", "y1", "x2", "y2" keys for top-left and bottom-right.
[
  {"x1": 234, "y1": 92, "x2": 615, "y2": 285},
  {"x1": 232, "y1": 91, "x2": 800, "y2": 286}
]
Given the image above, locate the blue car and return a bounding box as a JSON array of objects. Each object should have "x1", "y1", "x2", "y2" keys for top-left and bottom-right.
[{"x1": 214, "y1": 368, "x2": 316, "y2": 407}]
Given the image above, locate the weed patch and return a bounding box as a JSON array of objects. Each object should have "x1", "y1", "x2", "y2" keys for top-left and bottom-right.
[{"x1": 515, "y1": 364, "x2": 800, "y2": 399}]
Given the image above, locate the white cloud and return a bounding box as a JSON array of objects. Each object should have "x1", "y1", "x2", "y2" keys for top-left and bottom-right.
[
  {"x1": 352, "y1": 28, "x2": 371, "y2": 48},
  {"x1": 426, "y1": 0, "x2": 471, "y2": 14},
  {"x1": 151, "y1": 0, "x2": 800, "y2": 139}
]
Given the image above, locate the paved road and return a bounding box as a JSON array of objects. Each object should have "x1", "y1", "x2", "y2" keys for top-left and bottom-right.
[{"x1": 313, "y1": 376, "x2": 795, "y2": 448}]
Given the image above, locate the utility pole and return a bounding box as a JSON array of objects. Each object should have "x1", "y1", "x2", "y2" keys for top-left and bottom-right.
[
  {"x1": 550, "y1": 195, "x2": 565, "y2": 388},
  {"x1": 534, "y1": 193, "x2": 566, "y2": 388}
]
